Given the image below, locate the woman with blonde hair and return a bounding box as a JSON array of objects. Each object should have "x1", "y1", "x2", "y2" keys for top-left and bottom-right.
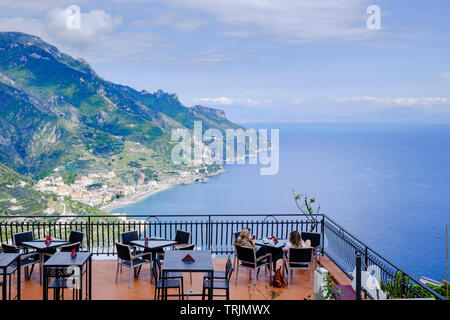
[
  {"x1": 284, "y1": 231, "x2": 310, "y2": 253},
  {"x1": 234, "y1": 227, "x2": 269, "y2": 260}
]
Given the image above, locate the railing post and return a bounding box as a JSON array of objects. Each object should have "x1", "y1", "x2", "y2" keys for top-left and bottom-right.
[
  {"x1": 400, "y1": 273, "x2": 406, "y2": 297},
  {"x1": 356, "y1": 251, "x2": 362, "y2": 300},
  {"x1": 87, "y1": 216, "x2": 91, "y2": 252},
  {"x1": 208, "y1": 215, "x2": 212, "y2": 251},
  {"x1": 320, "y1": 216, "x2": 325, "y2": 257}
]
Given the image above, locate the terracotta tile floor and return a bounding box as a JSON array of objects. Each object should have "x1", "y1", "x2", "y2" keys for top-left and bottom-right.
[{"x1": 6, "y1": 255, "x2": 348, "y2": 300}]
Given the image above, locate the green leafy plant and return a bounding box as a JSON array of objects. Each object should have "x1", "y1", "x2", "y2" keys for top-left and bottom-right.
[
  {"x1": 293, "y1": 189, "x2": 320, "y2": 232},
  {"x1": 319, "y1": 273, "x2": 342, "y2": 300},
  {"x1": 379, "y1": 272, "x2": 444, "y2": 299}
]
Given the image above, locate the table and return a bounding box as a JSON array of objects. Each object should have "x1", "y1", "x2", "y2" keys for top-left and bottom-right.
[
  {"x1": 43, "y1": 251, "x2": 92, "y2": 300},
  {"x1": 21, "y1": 238, "x2": 70, "y2": 284},
  {"x1": 161, "y1": 250, "x2": 214, "y2": 300},
  {"x1": 255, "y1": 239, "x2": 287, "y2": 271},
  {"x1": 0, "y1": 253, "x2": 21, "y2": 300},
  {"x1": 131, "y1": 239, "x2": 178, "y2": 251},
  {"x1": 254, "y1": 239, "x2": 287, "y2": 249}
]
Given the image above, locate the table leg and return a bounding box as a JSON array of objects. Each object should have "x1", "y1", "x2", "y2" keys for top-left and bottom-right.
[
  {"x1": 79, "y1": 266, "x2": 83, "y2": 301},
  {"x1": 2, "y1": 267, "x2": 6, "y2": 300},
  {"x1": 208, "y1": 271, "x2": 213, "y2": 300},
  {"x1": 16, "y1": 256, "x2": 21, "y2": 300},
  {"x1": 43, "y1": 265, "x2": 47, "y2": 300},
  {"x1": 39, "y1": 252, "x2": 43, "y2": 285},
  {"x1": 88, "y1": 257, "x2": 92, "y2": 300},
  {"x1": 162, "y1": 270, "x2": 166, "y2": 300}
]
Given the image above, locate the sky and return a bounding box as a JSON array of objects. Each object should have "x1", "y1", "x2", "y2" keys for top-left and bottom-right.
[{"x1": 0, "y1": 0, "x2": 450, "y2": 123}]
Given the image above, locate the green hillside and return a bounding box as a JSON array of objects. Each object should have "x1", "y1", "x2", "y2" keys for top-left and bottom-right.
[
  {"x1": 0, "y1": 31, "x2": 242, "y2": 181},
  {"x1": 0, "y1": 162, "x2": 101, "y2": 216}
]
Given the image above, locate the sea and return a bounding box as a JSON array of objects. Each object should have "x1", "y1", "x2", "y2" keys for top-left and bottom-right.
[{"x1": 112, "y1": 123, "x2": 450, "y2": 281}]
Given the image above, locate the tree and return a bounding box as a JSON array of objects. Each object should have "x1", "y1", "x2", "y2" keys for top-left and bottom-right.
[{"x1": 292, "y1": 189, "x2": 320, "y2": 232}]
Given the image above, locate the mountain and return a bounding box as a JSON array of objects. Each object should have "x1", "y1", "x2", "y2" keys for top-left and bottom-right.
[{"x1": 0, "y1": 32, "x2": 242, "y2": 181}]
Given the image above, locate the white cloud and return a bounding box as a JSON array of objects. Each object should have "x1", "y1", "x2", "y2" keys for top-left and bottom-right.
[
  {"x1": 194, "y1": 97, "x2": 272, "y2": 107},
  {"x1": 332, "y1": 97, "x2": 450, "y2": 106},
  {"x1": 292, "y1": 98, "x2": 304, "y2": 105},
  {"x1": 149, "y1": 0, "x2": 372, "y2": 42},
  {"x1": 45, "y1": 7, "x2": 122, "y2": 48}
]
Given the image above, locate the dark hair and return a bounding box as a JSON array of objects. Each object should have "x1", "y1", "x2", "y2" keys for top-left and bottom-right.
[{"x1": 289, "y1": 231, "x2": 301, "y2": 247}]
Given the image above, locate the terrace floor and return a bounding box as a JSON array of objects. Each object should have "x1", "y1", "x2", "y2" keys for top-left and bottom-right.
[{"x1": 8, "y1": 255, "x2": 350, "y2": 300}]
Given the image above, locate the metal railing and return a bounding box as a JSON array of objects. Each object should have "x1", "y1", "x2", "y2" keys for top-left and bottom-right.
[{"x1": 0, "y1": 213, "x2": 444, "y2": 300}]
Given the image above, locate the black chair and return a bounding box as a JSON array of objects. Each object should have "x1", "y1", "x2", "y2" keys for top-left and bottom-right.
[
  {"x1": 204, "y1": 255, "x2": 231, "y2": 281},
  {"x1": 0, "y1": 266, "x2": 16, "y2": 300},
  {"x1": 121, "y1": 230, "x2": 145, "y2": 255},
  {"x1": 174, "y1": 244, "x2": 195, "y2": 251},
  {"x1": 46, "y1": 267, "x2": 80, "y2": 300},
  {"x1": 301, "y1": 231, "x2": 322, "y2": 265},
  {"x1": 69, "y1": 231, "x2": 85, "y2": 246},
  {"x1": 202, "y1": 255, "x2": 234, "y2": 300},
  {"x1": 284, "y1": 247, "x2": 313, "y2": 288},
  {"x1": 152, "y1": 256, "x2": 183, "y2": 300},
  {"x1": 234, "y1": 244, "x2": 272, "y2": 286},
  {"x1": 115, "y1": 242, "x2": 152, "y2": 288},
  {"x1": 0, "y1": 246, "x2": 18, "y2": 300},
  {"x1": 13, "y1": 231, "x2": 34, "y2": 248},
  {"x1": 2, "y1": 243, "x2": 39, "y2": 280},
  {"x1": 174, "y1": 230, "x2": 191, "y2": 245},
  {"x1": 60, "y1": 242, "x2": 81, "y2": 252}
]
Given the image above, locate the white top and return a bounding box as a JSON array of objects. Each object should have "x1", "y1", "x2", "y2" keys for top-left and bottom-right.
[{"x1": 284, "y1": 239, "x2": 308, "y2": 251}]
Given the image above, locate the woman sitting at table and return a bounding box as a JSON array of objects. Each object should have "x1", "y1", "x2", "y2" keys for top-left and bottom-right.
[
  {"x1": 284, "y1": 231, "x2": 311, "y2": 253},
  {"x1": 235, "y1": 228, "x2": 277, "y2": 276},
  {"x1": 235, "y1": 228, "x2": 269, "y2": 258},
  {"x1": 273, "y1": 231, "x2": 311, "y2": 271}
]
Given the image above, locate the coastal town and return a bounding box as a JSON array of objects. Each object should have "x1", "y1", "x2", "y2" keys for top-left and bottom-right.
[{"x1": 33, "y1": 166, "x2": 222, "y2": 211}]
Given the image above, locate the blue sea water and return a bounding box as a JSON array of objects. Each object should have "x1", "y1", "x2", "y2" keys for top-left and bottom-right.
[{"x1": 112, "y1": 123, "x2": 450, "y2": 281}]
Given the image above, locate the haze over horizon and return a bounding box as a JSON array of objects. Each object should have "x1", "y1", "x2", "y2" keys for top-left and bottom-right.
[{"x1": 1, "y1": 0, "x2": 449, "y2": 123}]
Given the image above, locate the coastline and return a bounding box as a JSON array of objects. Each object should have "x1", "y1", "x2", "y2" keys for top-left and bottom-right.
[{"x1": 99, "y1": 168, "x2": 226, "y2": 213}]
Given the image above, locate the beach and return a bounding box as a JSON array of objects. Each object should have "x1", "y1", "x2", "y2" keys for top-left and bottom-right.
[{"x1": 100, "y1": 168, "x2": 226, "y2": 212}]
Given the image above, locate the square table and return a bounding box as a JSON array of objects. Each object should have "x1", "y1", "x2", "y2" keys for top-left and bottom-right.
[
  {"x1": 255, "y1": 239, "x2": 287, "y2": 272},
  {"x1": 43, "y1": 251, "x2": 92, "y2": 300},
  {"x1": 21, "y1": 238, "x2": 70, "y2": 284},
  {"x1": 254, "y1": 239, "x2": 287, "y2": 249},
  {"x1": 0, "y1": 253, "x2": 21, "y2": 300},
  {"x1": 131, "y1": 239, "x2": 178, "y2": 280},
  {"x1": 131, "y1": 239, "x2": 178, "y2": 251},
  {"x1": 161, "y1": 250, "x2": 214, "y2": 300}
]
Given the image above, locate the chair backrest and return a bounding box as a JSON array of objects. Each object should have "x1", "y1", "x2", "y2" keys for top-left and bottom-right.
[
  {"x1": 301, "y1": 231, "x2": 321, "y2": 248},
  {"x1": 120, "y1": 231, "x2": 139, "y2": 246},
  {"x1": 60, "y1": 242, "x2": 81, "y2": 252},
  {"x1": 2, "y1": 243, "x2": 19, "y2": 253},
  {"x1": 288, "y1": 247, "x2": 313, "y2": 264},
  {"x1": 152, "y1": 256, "x2": 162, "y2": 281},
  {"x1": 46, "y1": 267, "x2": 75, "y2": 278},
  {"x1": 175, "y1": 244, "x2": 195, "y2": 251},
  {"x1": 13, "y1": 231, "x2": 34, "y2": 246},
  {"x1": 235, "y1": 244, "x2": 256, "y2": 264},
  {"x1": 69, "y1": 231, "x2": 85, "y2": 245},
  {"x1": 225, "y1": 255, "x2": 234, "y2": 281},
  {"x1": 175, "y1": 230, "x2": 191, "y2": 244},
  {"x1": 115, "y1": 242, "x2": 132, "y2": 261}
]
